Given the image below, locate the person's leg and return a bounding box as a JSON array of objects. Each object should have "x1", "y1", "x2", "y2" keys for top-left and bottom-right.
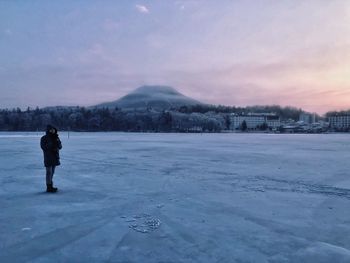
[
  {"x1": 51, "y1": 166, "x2": 57, "y2": 190},
  {"x1": 46, "y1": 166, "x2": 57, "y2": 192},
  {"x1": 51, "y1": 166, "x2": 56, "y2": 182},
  {"x1": 46, "y1": 166, "x2": 53, "y2": 185}
]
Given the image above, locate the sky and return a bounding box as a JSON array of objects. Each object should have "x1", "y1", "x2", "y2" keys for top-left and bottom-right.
[{"x1": 0, "y1": 0, "x2": 349, "y2": 114}]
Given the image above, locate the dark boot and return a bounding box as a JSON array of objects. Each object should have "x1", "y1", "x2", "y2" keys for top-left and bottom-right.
[
  {"x1": 51, "y1": 182, "x2": 58, "y2": 192},
  {"x1": 46, "y1": 184, "x2": 57, "y2": 193}
]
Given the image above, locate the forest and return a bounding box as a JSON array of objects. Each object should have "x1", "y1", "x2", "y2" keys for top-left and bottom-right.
[{"x1": 0, "y1": 104, "x2": 321, "y2": 132}]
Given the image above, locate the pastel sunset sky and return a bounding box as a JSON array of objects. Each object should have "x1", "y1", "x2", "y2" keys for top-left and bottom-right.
[{"x1": 1, "y1": 0, "x2": 349, "y2": 114}]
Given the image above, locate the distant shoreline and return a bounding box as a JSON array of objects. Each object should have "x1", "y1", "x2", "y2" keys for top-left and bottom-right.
[{"x1": 0, "y1": 131, "x2": 349, "y2": 135}]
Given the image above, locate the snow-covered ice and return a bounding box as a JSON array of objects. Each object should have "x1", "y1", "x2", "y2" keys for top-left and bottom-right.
[{"x1": 0, "y1": 132, "x2": 350, "y2": 262}]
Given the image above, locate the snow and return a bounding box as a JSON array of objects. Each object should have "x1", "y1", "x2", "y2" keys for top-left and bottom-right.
[{"x1": 0, "y1": 132, "x2": 350, "y2": 262}]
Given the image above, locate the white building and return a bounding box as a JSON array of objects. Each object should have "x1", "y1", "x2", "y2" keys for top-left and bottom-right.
[
  {"x1": 266, "y1": 115, "x2": 281, "y2": 129},
  {"x1": 329, "y1": 115, "x2": 350, "y2": 129},
  {"x1": 230, "y1": 113, "x2": 280, "y2": 130}
]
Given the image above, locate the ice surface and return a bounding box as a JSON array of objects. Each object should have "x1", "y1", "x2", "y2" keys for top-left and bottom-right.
[{"x1": 0, "y1": 132, "x2": 350, "y2": 262}]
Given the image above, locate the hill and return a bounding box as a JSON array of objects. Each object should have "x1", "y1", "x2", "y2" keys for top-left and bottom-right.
[{"x1": 94, "y1": 85, "x2": 202, "y2": 110}]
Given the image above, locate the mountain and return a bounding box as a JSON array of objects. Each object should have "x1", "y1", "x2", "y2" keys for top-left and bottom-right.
[{"x1": 94, "y1": 85, "x2": 202, "y2": 110}]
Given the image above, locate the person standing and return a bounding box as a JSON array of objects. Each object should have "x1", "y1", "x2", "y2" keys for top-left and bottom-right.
[{"x1": 40, "y1": 125, "x2": 62, "y2": 193}]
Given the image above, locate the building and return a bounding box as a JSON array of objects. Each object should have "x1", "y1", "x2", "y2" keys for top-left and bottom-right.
[
  {"x1": 230, "y1": 113, "x2": 280, "y2": 130},
  {"x1": 299, "y1": 113, "x2": 316, "y2": 124},
  {"x1": 299, "y1": 113, "x2": 311, "y2": 124},
  {"x1": 329, "y1": 115, "x2": 350, "y2": 130},
  {"x1": 266, "y1": 115, "x2": 281, "y2": 129}
]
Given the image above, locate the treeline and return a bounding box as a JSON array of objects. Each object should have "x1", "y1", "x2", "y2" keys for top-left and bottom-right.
[
  {"x1": 0, "y1": 106, "x2": 226, "y2": 132},
  {"x1": 177, "y1": 104, "x2": 306, "y2": 120},
  {"x1": 0, "y1": 104, "x2": 309, "y2": 132},
  {"x1": 325, "y1": 109, "x2": 350, "y2": 118}
]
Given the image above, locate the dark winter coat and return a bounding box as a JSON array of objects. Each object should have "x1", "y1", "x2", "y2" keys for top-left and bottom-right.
[{"x1": 40, "y1": 125, "x2": 62, "y2": 167}]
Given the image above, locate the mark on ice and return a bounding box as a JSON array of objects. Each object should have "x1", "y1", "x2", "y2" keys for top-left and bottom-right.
[
  {"x1": 125, "y1": 213, "x2": 161, "y2": 233},
  {"x1": 233, "y1": 175, "x2": 350, "y2": 199}
]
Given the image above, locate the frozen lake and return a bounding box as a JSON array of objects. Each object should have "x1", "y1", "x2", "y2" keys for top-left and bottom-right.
[{"x1": 1, "y1": 132, "x2": 350, "y2": 262}]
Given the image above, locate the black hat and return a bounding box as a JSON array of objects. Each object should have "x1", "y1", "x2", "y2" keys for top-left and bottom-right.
[{"x1": 46, "y1": 124, "x2": 57, "y2": 134}]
